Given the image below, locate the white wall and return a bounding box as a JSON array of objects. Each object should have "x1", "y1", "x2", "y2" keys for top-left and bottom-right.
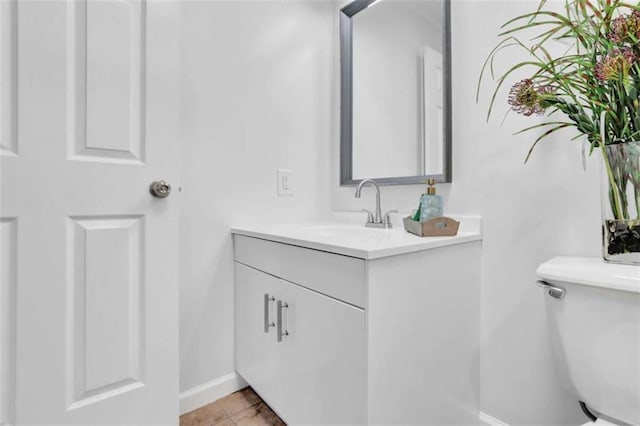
[
  {"x1": 181, "y1": 1, "x2": 602, "y2": 424},
  {"x1": 179, "y1": 0, "x2": 334, "y2": 396},
  {"x1": 333, "y1": 1, "x2": 600, "y2": 425}
]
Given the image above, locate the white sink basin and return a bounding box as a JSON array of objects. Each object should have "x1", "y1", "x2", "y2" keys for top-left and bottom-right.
[
  {"x1": 231, "y1": 221, "x2": 482, "y2": 260},
  {"x1": 287, "y1": 224, "x2": 394, "y2": 238}
]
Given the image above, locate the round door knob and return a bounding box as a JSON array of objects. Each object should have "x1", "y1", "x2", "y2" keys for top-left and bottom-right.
[{"x1": 149, "y1": 180, "x2": 172, "y2": 198}]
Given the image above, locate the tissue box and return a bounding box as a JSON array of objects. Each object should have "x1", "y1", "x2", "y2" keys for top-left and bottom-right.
[{"x1": 403, "y1": 216, "x2": 460, "y2": 237}]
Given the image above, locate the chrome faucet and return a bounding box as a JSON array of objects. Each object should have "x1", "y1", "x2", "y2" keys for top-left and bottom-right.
[{"x1": 355, "y1": 179, "x2": 396, "y2": 229}]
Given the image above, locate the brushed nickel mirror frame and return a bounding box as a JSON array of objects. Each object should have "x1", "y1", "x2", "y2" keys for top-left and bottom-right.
[{"x1": 340, "y1": 0, "x2": 452, "y2": 186}]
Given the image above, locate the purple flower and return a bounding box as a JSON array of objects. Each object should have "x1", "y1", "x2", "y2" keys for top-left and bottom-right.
[
  {"x1": 594, "y1": 48, "x2": 636, "y2": 82},
  {"x1": 508, "y1": 79, "x2": 553, "y2": 116},
  {"x1": 608, "y1": 11, "x2": 640, "y2": 43}
]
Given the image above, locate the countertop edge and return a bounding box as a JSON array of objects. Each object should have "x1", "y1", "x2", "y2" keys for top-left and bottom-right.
[{"x1": 231, "y1": 228, "x2": 482, "y2": 260}]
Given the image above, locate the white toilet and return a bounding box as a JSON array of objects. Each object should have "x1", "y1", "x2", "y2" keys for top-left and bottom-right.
[{"x1": 537, "y1": 257, "x2": 640, "y2": 426}]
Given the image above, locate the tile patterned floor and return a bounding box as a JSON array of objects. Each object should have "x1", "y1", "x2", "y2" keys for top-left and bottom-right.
[{"x1": 180, "y1": 387, "x2": 286, "y2": 426}]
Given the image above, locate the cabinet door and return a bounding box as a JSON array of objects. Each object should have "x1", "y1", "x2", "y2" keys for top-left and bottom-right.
[
  {"x1": 275, "y1": 279, "x2": 366, "y2": 425},
  {"x1": 234, "y1": 263, "x2": 282, "y2": 412}
]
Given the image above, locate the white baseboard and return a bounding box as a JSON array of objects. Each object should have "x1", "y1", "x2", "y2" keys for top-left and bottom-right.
[
  {"x1": 181, "y1": 379, "x2": 507, "y2": 424},
  {"x1": 480, "y1": 411, "x2": 510, "y2": 426},
  {"x1": 179, "y1": 372, "x2": 248, "y2": 415}
]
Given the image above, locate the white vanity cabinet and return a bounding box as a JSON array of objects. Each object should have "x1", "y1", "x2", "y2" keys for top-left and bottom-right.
[
  {"x1": 235, "y1": 262, "x2": 366, "y2": 425},
  {"x1": 233, "y1": 223, "x2": 482, "y2": 425}
]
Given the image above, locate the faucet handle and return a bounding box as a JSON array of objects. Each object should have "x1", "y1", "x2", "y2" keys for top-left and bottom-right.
[
  {"x1": 383, "y1": 210, "x2": 398, "y2": 225},
  {"x1": 361, "y1": 209, "x2": 374, "y2": 224}
]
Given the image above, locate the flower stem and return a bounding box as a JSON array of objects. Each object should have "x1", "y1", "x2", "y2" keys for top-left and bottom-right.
[
  {"x1": 601, "y1": 111, "x2": 626, "y2": 220},
  {"x1": 601, "y1": 145, "x2": 626, "y2": 219}
]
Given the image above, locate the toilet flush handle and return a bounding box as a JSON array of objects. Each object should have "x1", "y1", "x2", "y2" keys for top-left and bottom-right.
[{"x1": 536, "y1": 280, "x2": 566, "y2": 300}]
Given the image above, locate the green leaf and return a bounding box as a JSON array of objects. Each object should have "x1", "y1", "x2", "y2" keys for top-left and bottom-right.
[
  {"x1": 524, "y1": 124, "x2": 573, "y2": 162},
  {"x1": 513, "y1": 121, "x2": 575, "y2": 135}
]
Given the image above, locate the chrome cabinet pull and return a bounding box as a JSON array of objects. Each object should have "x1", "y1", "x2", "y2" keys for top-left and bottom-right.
[
  {"x1": 264, "y1": 294, "x2": 275, "y2": 333},
  {"x1": 536, "y1": 280, "x2": 566, "y2": 300},
  {"x1": 277, "y1": 300, "x2": 289, "y2": 342}
]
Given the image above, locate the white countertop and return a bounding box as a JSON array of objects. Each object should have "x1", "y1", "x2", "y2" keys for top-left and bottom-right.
[
  {"x1": 231, "y1": 217, "x2": 482, "y2": 260},
  {"x1": 537, "y1": 257, "x2": 640, "y2": 293}
]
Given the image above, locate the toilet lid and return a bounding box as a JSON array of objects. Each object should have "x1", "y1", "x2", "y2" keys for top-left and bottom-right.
[{"x1": 537, "y1": 257, "x2": 640, "y2": 294}]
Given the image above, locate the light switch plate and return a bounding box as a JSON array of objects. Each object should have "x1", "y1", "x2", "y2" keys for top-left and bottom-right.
[{"x1": 277, "y1": 169, "x2": 294, "y2": 196}]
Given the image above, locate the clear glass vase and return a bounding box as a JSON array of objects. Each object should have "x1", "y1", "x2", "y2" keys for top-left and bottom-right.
[{"x1": 600, "y1": 141, "x2": 640, "y2": 265}]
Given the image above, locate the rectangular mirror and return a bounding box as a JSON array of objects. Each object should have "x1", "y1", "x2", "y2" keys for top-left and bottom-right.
[{"x1": 340, "y1": 0, "x2": 452, "y2": 186}]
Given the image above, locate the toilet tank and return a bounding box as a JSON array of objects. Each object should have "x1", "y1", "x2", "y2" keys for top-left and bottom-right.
[{"x1": 537, "y1": 257, "x2": 640, "y2": 426}]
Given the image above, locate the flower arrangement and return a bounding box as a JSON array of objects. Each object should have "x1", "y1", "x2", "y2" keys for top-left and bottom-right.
[{"x1": 478, "y1": 0, "x2": 640, "y2": 263}]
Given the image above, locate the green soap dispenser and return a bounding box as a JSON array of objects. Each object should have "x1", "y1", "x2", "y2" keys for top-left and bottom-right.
[{"x1": 419, "y1": 179, "x2": 443, "y2": 221}]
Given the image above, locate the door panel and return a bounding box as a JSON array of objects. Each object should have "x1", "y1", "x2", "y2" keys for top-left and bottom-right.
[
  {"x1": 1, "y1": 1, "x2": 180, "y2": 424},
  {"x1": 69, "y1": 0, "x2": 145, "y2": 163},
  {"x1": 234, "y1": 263, "x2": 282, "y2": 414},
  {"x1": 67, "y1": 216, "x2": 145, "y2": 410},
  {"x1": 0, "y1": 1, "x2": 17, "y2": 424},
  {"x1": 0, "y1": 0, "x2": 16, "y2": 156},
  {"x1": 0, "y1": 219, "x2": 16, "y2": 426},
  {"x1": 276, "y1": 279, "x2": 366, "y2": 425}
]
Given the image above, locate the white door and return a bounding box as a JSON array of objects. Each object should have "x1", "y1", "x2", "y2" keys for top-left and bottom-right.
[{"x1": 1, "y1": 1, "x2": 180, "y2": 424}]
